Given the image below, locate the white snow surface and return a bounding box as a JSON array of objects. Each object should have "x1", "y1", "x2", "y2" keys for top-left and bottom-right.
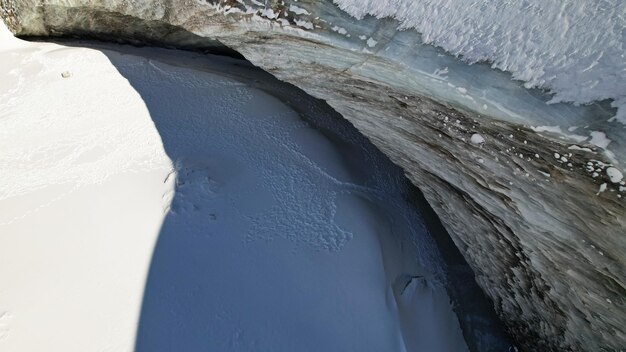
[
  {"x1": 470, "y1": 133, "x2": 485, "y2": 145},
  {"x1": 332, "y1": 0, "x2": 626, "y2": 122},
  {"x1": 0, "y1": 22, "x2": 468, "y2": 352}
]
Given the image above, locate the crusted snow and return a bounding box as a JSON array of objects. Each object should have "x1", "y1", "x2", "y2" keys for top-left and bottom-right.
[{"x1": 332, "y1": 0, "x2": 626, "y2": 123}]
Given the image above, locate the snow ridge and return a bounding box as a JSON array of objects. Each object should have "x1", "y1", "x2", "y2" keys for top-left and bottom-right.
[{"x1": 332, "y1": 0, "x2": 626, "y2": 122}]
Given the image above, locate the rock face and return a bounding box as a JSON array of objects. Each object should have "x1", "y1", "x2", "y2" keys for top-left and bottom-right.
[{"x1": 1, "y1": 1, "x2": 624, "y2": 350}]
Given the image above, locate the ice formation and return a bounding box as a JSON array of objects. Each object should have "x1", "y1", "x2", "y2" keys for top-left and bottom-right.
[{"x1": 332, "y1": 0, "x2": 626, "y2": 123}]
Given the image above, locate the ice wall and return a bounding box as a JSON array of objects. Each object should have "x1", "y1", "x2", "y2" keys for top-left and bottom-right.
[{"x1": 333, "y1": 0, "x2": 626, "y2": 123}]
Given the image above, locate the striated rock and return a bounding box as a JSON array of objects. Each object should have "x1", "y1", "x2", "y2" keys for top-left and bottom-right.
[{"x1": 1, "y1": 0, "x2": 624, "y2": 350}]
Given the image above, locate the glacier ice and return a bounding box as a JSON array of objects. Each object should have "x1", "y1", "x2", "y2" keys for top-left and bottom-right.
[{"x1": 332, "y1": 0, "x2": 626, "y2": 123}]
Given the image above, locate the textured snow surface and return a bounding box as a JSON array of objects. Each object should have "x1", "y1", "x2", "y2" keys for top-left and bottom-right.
[
  {"x1": 333, "y1": 0, "x2": 626, "y2": 122},
  {"x1": 0, "y1": 23, "x2": 469, "y2": 352}
]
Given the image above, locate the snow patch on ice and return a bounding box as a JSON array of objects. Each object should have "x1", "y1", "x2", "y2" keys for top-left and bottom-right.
[
  {"x1": 294, "y1": 19, "x2": 314, "y2": 30},
  {"x1": 532, "y1": 126, "x2": 562, "y2": 134},
  {"x1": 331, "y1": 26, "x2": 348, "y2": 35},
  {"x1": 589, "y1": 131, "x2": 612, "y2": 149},
  {"x1": 0, "y1": 30, "x2": 471, "y2": 351},
  {"x1": 470, "y1": 133, "x2": 485, "y2": 145},
  {"x1": 606, "y1": 167, "x2": 624, "y2": 183},
  {"x1": 568, "y1": 145, "x2": 593, "y2": 153},
  {"x1": 597, "y1": 183, "x2": 607, "y2": 195},
  {"x1": 531, "y1": 125, "x2": 589, "y2": 144},
  {"x1": 289, "y1": 5, "x2": 310, "y2": 15}
]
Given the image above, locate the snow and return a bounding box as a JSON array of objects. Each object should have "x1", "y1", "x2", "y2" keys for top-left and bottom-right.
[
  {"x1": 589, "y1": 131, "x2": 612, "y2": 149},
  {"x1": 532, "y1": 126, "x2": 563, "y2": 134},
  {"x1": 470, "y1": 133, "x2": 485, "y2": 145},
  {"x1": 331, "y1": 25, "x2": 348, "y2": 35},
  {"x1": 0, "y1": 23, "x2": 469, "y2": 351},
  {"x1": 259, "y1": 8, "x2": 278, "y2": 19},
  {"x1": 289, "y1": 4, "x2": 310, "y2": 15},
  {"x1": 606, "y1": 167, "x2": 624, "y2": 184},
  {"x1": 332, "y1": 0, "x2": 626, "y2": 123},
  {"x1": 568, "y1": 145, "x2": 593, "y2": 153}
]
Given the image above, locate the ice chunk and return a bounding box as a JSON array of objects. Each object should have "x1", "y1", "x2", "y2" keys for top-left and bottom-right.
[
  {"x1": 606, "y1": 167, "x2": 623, "y2": 183},
  {"x1": 470, "y1": 133, "x2": 485, "y2": 145}
]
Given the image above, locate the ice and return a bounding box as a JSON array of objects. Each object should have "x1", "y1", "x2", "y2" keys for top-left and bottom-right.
[
  {"x1": 289, "y1": 4, "x2": 310, "y2": 15},
  {"x1": 332, "y1": 0, "x2": 626, "y2": 123}
]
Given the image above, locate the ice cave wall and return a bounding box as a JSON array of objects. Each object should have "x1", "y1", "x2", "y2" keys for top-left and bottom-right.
[{"x1": 1, "y1": 0, "x2": 624, "y2": 351}]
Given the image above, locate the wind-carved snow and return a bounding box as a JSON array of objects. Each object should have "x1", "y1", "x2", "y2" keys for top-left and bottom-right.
[{"x1": 332, "y1": 0, "x2": 626, "y2": 123}]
